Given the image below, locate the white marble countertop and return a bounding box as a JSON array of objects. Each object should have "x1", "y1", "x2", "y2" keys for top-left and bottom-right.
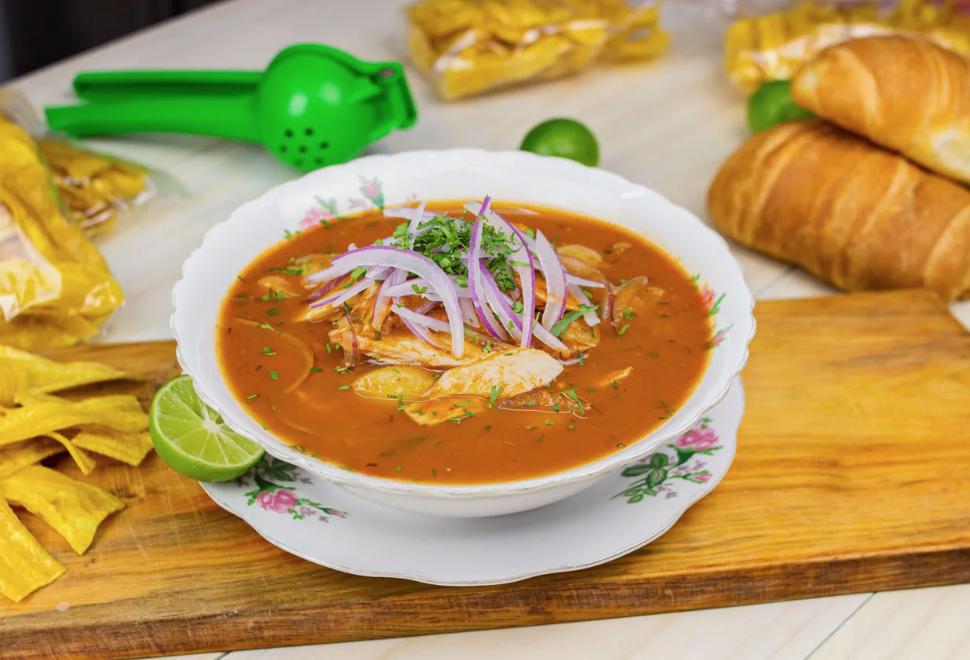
[{"x1": 8, "y1": 0, "x2": 970, "y2": 658}]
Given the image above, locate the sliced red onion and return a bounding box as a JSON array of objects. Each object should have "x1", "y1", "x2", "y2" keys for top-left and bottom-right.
[
  {"x1": 326, "y1": 246, "x2": 464, "y2": 357},
  {"x1": 534, "y1": 230, "x2": 567, "y2": 330},
  {"x1": 306, "y1": 262, "x2": 359, "y2": 285},
  {"x1": 567, "y1": 282, "x2": 600, "y2": 327},
  {"x1": 384, "y1": 277, "x2": 472, "y2": 299},
  {"x1": 467, "y1": 219, "x2": 510, "y2": 341},
  {"x1": 533, "y1": 320, "x2": 569, "y2": 353},
  {"x1": 471, "y1": 202, "x2": 535, "y2": 348},
  {"x1": 366, "y1": 265, "x2": 390, "y2": 279},
  {"x1": 557, "y1": 357, "x2": 582, "y2": 366},
  {"x1": 307, "y1": 272, "x2": 349, "y2": 302},
  {"x1": 407, "y1": 202, "x2": 427, "y2": 234},
  {"x1": 480, "y1": 262, "x2": 522, "y2": 340},
  {"x1": 392, "y1": 307, "x2": 448, "y2": 350},
  {"x1": 459, "y1": 297, "x2": 480, "y2": 328},
  {"x1": 383, "y1": 205, "x2": 436, "y2": 222},
  {"x1": 566, "y1": 274, "x2": 606, "y2": 288},
  {"x1": 311, "y1": 276, "x2": 377, "y2": 308},
  {"x1": 373, "y1": 268, "x2": 405, "y2": 330},
  {"x1": 393, "y1": 306, "x2": 451, "y2": 333}
]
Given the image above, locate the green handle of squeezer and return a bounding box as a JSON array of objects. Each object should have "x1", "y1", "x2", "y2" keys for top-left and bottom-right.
[{"x1": 45, "y1": 70, "x2": 263, "y2": 142}]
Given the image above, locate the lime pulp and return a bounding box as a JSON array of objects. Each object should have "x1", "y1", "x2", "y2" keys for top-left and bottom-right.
[{"x1": 149, "y1": 375, "x2": 264, "y2": 482}]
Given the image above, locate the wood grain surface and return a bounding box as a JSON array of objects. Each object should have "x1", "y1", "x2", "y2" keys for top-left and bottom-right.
[{"x1": 2, "y1": 290, "x2": 969, "y2": 660}]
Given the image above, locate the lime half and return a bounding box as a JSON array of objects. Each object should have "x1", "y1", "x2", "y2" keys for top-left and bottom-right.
[{"x1": 149, "y1": 375, "x2": 264, "y2": 482}]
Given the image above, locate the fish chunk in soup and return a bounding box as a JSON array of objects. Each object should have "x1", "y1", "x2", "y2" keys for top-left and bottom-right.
[{"x1": 218, "y1": 200, "x2": 712, "y2": 485}]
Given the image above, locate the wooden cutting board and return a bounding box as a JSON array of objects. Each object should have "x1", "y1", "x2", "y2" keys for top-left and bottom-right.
[{"x1": 3, "y1": 290, "x2": 970, "y2": 660}]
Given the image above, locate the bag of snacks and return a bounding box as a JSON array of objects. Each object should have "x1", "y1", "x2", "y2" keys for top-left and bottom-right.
[
  {"x1": 0, "y1": 112, "x2": 124, "y2": 350},
  {"x1": 406, "y1": 0, "x2": 669, "y2": 100},
  {"x1": 723, "y1": 0, "x2": 970, "y2": 91},
  {"x1": 36, "y1": 139, "x2": 157, "y2": 236}
]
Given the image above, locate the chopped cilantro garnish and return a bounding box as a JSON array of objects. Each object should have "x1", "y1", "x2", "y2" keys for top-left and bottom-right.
[
  {"x1": 258, "y1": 322, "x2": 273, "y2": 330},
  {"x1": 270, "y1": 266, "x2": 306, "y2": 276},
  {"x1": 511, "y1": 299, "x2": 524, "y2": 313},
  {"x1": 521, "y1": 402, "x2": 536, "y2": 407},
  {"x1": 564, "y1": 389, "x2": 586, "y2": 414},
  {"x1": 263, "y1": 346, "x2": 276, "y2": 355},
  {"x1": 309, "y1": 367, "x2": 323, "y2": 373},
  {"x1": 269, "y1": 370, "x2": 278, "y2": 380},
  {"x1": 550, "y1": 305, "x2": 597, "y2": 337},
  {"x1": 482, "y1": 342, "x2": 493, "y2": 353},
  {"x1": 246, "y1": 394, "x2": 259, "y2": 400},
  {"x1": 411, "y1": 284, "x2": 428, "y2": 295},
  {"x1": 267, "y1": 307, "x2": 282, "y2": 316},
  {"x1": 623, "y1": 307, "x2": 635, "y2": 320},
  {"x1": 544, "y1": 420, "x2": 554, "y2": 426},
  {"x1": 488, "y1": 385, "x2": 502, "y2": 408},
  {"x1": 618, "y1": 324, "x2": 631, "y2": 335},
  {"x1": 338, "y1": 385, "x2": 350, "y2": 390}
]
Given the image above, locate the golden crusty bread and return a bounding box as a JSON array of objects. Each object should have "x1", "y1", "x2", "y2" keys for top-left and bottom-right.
[
  {"x1": 707, "y1": 120, "x2": 970, "y2": 300},
  {"x1": 792, "y1": 35, "x2": 970, "y2": 186}
]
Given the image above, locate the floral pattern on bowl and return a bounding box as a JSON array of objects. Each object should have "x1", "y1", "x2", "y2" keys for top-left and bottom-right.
[{"x1": 201, "y1": 381, "x2": 743, "y2": 586}]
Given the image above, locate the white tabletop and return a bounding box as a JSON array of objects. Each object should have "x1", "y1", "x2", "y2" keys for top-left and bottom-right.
[{"x1": 8, "y1": 1, "x2": 970, "y2": 658}]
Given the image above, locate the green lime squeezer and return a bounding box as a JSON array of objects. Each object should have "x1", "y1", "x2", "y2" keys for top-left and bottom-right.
[{"x1": 44, "y1": 44, "x2": 417, "y2": 172}]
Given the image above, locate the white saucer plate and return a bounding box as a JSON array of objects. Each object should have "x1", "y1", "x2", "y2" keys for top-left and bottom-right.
[{"x1": 201, "y1": 380, "x2": 744, "y2": 586}]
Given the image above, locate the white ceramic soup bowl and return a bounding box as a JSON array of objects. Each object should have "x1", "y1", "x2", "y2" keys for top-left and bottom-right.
[{"x1": 173, "y1": 149, "x2": 754, "y2": 518}]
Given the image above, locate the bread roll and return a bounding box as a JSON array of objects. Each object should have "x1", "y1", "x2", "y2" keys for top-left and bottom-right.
[
  {"x1": 792, "y1": 35, "x2": 970, "y2": 185},
  {"x1": 707, "y1": 120, "x2": 970, "y2": 301}
]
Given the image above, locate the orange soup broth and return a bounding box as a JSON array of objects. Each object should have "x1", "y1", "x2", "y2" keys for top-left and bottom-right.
[{"x1": 218, "y1": 203, "x2": 712, "y2": 485}]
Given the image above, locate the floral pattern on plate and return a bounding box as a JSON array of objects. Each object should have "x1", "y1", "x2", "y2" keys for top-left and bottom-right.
[
  {"x1": 237, "y1": 456, "x2": 347, "y2": 523},
  {"x1": 201, "y1": 380, "x2": 743, "y2": 586},
  {"x1": 613, "y1": 418, "x2": 722, "y2": 504}
]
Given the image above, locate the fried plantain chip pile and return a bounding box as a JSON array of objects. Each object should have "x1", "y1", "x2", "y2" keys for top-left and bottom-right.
[
  {"x1": 0, "y1": 115, "x2": 124, "y2": 351},
  {"x1": 0, "y1": 346, "x2": 151, "y2": 602},
  {"x1": 407, "y1": 0, "x2": 669, "y2": 100},
  {"x1": 36, "y1": 139, "x2": 152, "y2": 237}
]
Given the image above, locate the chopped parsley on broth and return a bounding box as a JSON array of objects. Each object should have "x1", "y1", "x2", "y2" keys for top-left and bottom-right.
[{"x1": 218, "y1": 202, "x2": 711, "y2": 485}]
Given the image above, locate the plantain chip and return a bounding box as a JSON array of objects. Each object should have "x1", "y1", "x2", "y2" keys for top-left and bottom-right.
[
  {"x1": 0, "y1": 344, "x2": 135, "y2": 406},
  {"x1": 1, "y1": 464, "x2": 124, "y2": 554},
  {"x1": 0, "y1": 394, "x2": 147, "y2": 446},
  {"x1": 0, "y1": 484, "x2": 67, "y2": 602},
  {"x1": 0, "y1": 437, "x2": 64, "y2": 479},
  {"x1": 46, "y1": 431, "x2": 97, "y2": 475},
  {"x1": 72, "y1": 427, "x2": 154, "y2": 466}
]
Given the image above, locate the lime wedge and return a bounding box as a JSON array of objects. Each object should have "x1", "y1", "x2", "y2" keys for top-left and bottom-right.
[{"x1": 149, "y1": 375, "x2": 264, "y2": 482}]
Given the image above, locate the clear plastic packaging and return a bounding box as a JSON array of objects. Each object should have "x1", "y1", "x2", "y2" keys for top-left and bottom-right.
[
  {"x1": 407, "y1": 0, "x2": 669, "y2": 100},
  {"x1": 724, "y1": 0, "x2": 970, "y2": 91},
  {"x1": 0, "y1": 102, "x2": 124, "y2": 350},
  {"x1": 36, "y1": 139, "x2": 157, "y2": 236}
]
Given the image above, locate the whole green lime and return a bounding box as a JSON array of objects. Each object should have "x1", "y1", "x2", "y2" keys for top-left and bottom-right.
[
  {"x1": 747, "y1": 80, "x2": 814, "y2": 134},
  {"x1": 520, "y1": 118, "x2": 600, "y2": 167}
]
